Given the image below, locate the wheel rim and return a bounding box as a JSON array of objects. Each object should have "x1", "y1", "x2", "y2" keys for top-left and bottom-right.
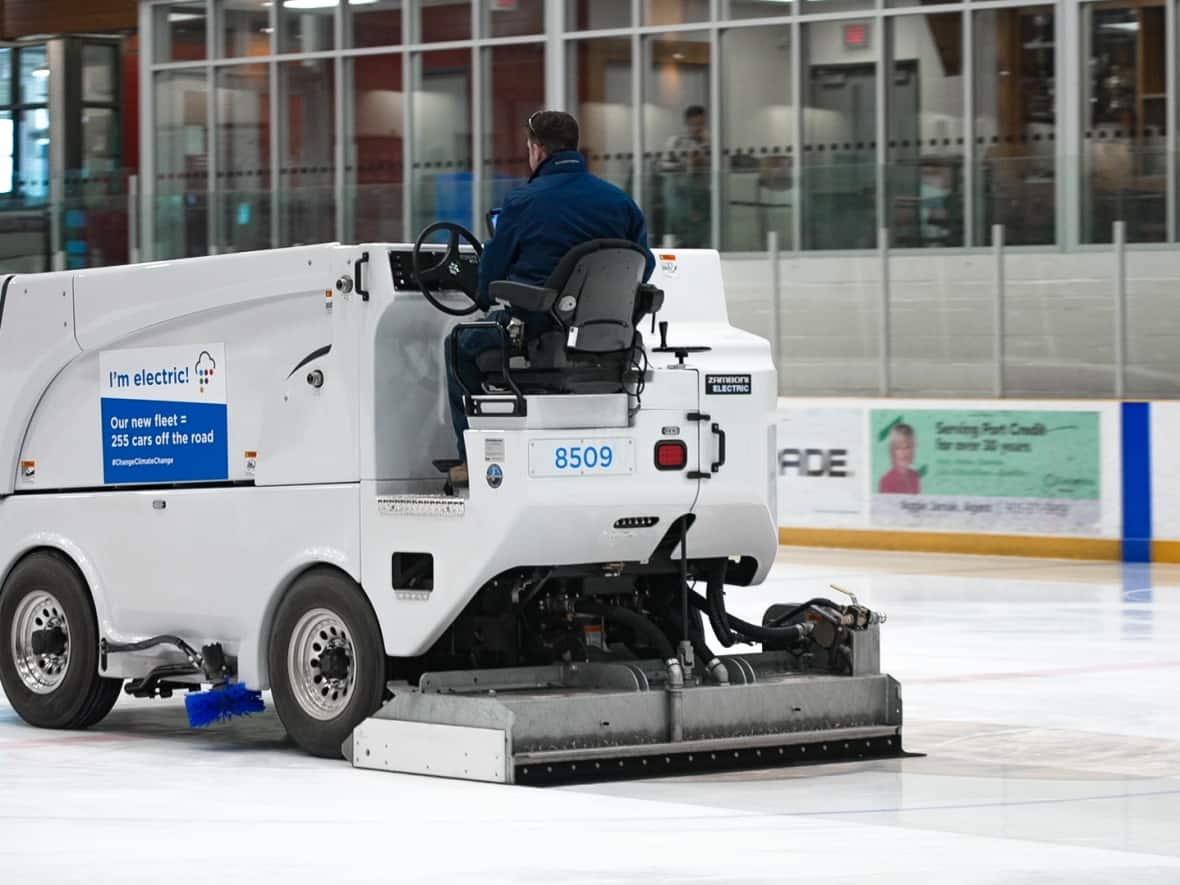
[
  {"x1": 10, "y1": 591, "x2": 71, "y2": 694},
  {"x1": 287, "y1": 608, "x2": 356, "y2": 721}
]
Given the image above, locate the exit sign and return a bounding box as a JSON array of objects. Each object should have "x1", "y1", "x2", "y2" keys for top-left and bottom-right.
[{"x1": 844, "y1": 23, "x2": 870, "y2": 48}]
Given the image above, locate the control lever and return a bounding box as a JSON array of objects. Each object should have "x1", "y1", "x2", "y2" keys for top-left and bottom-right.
[
  {"x1": 829, "y1": 584, "x2": 887, "y2": 626},
  {"x1": 652, "y1": 319, "x2": 711, "y2": 364}
]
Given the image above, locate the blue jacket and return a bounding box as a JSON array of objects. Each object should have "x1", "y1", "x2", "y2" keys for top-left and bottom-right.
[{"x1": 478, "y1": 151, "x2": 656, "y2": 309}]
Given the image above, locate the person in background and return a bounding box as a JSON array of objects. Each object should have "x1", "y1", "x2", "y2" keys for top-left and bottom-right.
[
  {"x1": 658, "y1": 105, "x2": 711, "y2": 248},
  {"x1": 878, "y1": 423, "x2": 921, "y2": 495}
]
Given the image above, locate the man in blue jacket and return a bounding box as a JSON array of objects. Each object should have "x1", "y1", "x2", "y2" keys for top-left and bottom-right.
[{"x1": 446, "y1": 110, "x2": 655, "y2": 483}]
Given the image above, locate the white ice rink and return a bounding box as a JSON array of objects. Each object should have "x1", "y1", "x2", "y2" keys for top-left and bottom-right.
[{"x1": 2, "y1": 547, "x2": 1178, "y2": 883}]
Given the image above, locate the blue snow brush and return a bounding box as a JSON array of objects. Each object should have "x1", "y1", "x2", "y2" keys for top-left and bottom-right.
[{"x1": 185, "y1": 682, "x2": 265, "y2": 728}]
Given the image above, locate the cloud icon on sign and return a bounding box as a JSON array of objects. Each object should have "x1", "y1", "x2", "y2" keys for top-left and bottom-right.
[{"x1": 195, "y1": 351, "x2": 216, "y2": 393}]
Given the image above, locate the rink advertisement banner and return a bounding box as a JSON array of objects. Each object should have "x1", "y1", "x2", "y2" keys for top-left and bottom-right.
[
  {"x1": 777, "y1": 408, "x2": 865, "y2": 526},
  {"x1": 99, "y1": 344, "x2": 228, "y2": 485},
  {"x1": 870, "y1": 409, "x2": 1101, "y2": 534}
]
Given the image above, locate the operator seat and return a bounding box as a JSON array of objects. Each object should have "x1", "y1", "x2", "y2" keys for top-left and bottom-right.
[{"x1": 476, "y1": 239, "x2": 663, "y2": 395}]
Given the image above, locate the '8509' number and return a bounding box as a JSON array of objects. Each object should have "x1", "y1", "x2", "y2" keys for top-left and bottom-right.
[{"x1": 554, "y1": 445, "x2": 614, "y2": 471}]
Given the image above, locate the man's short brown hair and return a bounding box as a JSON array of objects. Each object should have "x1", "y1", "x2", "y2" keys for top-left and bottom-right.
[{"x1": 526, "y1": 110, "x2": 579, "y2": 155}]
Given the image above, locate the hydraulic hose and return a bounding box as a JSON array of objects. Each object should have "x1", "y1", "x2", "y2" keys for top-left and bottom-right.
[
  {"x1": 692, "y1": 563, "x2": 816, "y2": 647},
  {"x1": 103, "y1": 634, "x2": 202, "y2": 665},
  {"x1": 576, "y1": 601, "x2": 676, "y2": 660},
  {"x1": 765, "y1": 598, "x2": 845, "y2": 629}
]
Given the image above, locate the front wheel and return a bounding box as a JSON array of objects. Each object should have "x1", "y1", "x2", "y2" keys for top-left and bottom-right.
[
  {"x1": 268, "y1": 569, "x2": 385, "y2": 758},
  {"x1": 0, "y1": 550, "x2": 122, "y2": 729}
]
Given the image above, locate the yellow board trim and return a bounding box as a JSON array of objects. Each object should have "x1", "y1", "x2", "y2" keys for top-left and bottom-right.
[
  {"x1": 1153, "y1": 540, "x2": 1180, "y2": 563},
  {"x1": 778, "y1": 527, "x2": 1122, "y2": 561}
]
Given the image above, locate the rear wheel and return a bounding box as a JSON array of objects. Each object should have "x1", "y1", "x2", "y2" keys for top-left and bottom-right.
[
  {"x1": 268, "y1": 569, "x2": 385, "y2": 758},
  {"x1": 0, "y1": 550, "x2": 122, "y2": 729}
]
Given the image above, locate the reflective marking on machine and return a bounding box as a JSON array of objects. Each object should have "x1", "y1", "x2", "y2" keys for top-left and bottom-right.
[
  {"x1": 378, "y1": 496, "x2": 466, "y2": 517},
  {"x1": 528, "y1": 439, "x2": 635, "y2": 478},
  {"x1": 99, "y1": 344, "x2": 229, "y2": 484}
]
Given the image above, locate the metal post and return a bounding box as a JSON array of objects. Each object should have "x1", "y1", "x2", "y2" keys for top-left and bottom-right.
[
  {"x1": 48, "y1": 38, "x2": 66, "y2": 272},
  {"x1": 1113, "y1": 220, "x2": 1126, "y2": 399},
  {"x1": 879, "y1": 226, "x2": 890, "y2": 396},
  {"x1": 992, "y1": 223, "x2": 1004, "y2": 397},
  {"x1": 129, "y1": 175, "x2": 140, "y2": 265},
  {"x1": 138, "y1": 1, "x2": 155, "y2": 261},
  {"x1": 962, "y1": 11, "x2": 974, "y2": 248},
  {"x1": 334, "y1": 2, "x2": 346, "y2": 244},
  {"x1": 544, "y1": 0, "x2": 565, "y2": 110},
  {"x1": 768, "y1": 230, "x2": 782, "y2": 391},
  {"x1": 1168, "y1": 0, "x2": 1176, "y2": 244}
]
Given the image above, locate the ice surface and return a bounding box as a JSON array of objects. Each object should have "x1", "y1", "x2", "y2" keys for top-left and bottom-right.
[{"x1": 2, "y1": 548, "x2": 1178, "y2": 883}]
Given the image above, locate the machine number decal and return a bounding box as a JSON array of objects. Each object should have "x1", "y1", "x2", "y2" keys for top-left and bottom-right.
[
  {"x1": 528, "y1": 439, "x2": 634, "y2": 478},
  {"x1": 554, "y1": 445, "x2": 613, "y2": 471},
  {"x1": 706, "y1": 374, "x2": 752, "y2": 395}
]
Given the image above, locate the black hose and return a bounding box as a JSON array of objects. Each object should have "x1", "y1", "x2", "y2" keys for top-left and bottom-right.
[
  {"x1": 701, "y1": 562, "x2": 738, "y2": 648},
  {"x1": 693, "y1": 565, "x2": 816, "y2": 646},
  {"x1": 765, "y1": 598, "x2": 844, "y2": 628},
  {"x1": 576, "y1": 601, "x2": 675, "y2": 660}
]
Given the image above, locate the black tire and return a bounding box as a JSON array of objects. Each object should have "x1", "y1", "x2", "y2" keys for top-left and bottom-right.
[
  {"x1": 0, "y1": 550, "x2": 122, "y2": 729},
  {"x1": 267, "y1": 568, "x2": 385, "y2": 758}
]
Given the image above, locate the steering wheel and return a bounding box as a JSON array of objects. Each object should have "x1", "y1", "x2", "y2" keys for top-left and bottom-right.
[{"x1": 411, "y1": 221, "x2": 484, "y2": 316}]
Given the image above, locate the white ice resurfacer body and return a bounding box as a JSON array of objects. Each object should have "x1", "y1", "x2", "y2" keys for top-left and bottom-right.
[{"x1": 0, "y1": 237, "x2": 902, "y2": 783}]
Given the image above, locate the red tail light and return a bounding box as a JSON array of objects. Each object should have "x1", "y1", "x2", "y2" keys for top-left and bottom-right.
[{"x1": 654, "y1": 440, "x2": 687, "y2": 470}]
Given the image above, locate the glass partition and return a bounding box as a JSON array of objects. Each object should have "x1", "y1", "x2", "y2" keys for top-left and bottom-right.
[
  {"x1": 222, "y1": 0, "x2": 271, "y2": 58},
  {"x1": 155, "y1": 69, "x2": 209, "y2": 259},
  {"x1": 886, "y1": 13, "x2": 965, "y2": 248},
  {"x1": 482, "y1": 44, "x2": 545, "y2": 214},
  {"x1": 412, "y1": 50, "x2": 473, "y2": 232},
  {"x1": 722, "y1": 24, "x2": 794, "y2": 251},
  {"x1": 215, "y1": 63, "x2": 270, "y2": 253},
  {"x1": 973, "y1": 7, "x2": 1056, "y2": 246},
  {"x1": 280, "y1": 59, "x2": 336, "y2": 246},
  {"x1": 348, "y1": 54, "x2": 405, "y2": 242},
  {"x1": 154, "y1": 2, "x2": 208, "y2": 63},
  {"x1": 644, "y1": 31, "x2": 712, "y2": 248},
  {"x1": 568, "y1": 37, "x2": 634, "y2": 194},
  {"x1": 567, "y1": 0, "x2": 631, "y2": 31},
  {"x1": 349, "y1": 1, "x2": 405, "y2": 49},
  {"x1": 1081, "y1": 0, "x2": 1168, "y2": 244},
  {"x1": 802, "y1": 20, "x2": 877, "y2": 250}
]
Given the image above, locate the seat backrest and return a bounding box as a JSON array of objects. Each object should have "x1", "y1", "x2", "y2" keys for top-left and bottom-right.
[{"x1": 544, "y1": 239, "x2": 648, "y2": 354}]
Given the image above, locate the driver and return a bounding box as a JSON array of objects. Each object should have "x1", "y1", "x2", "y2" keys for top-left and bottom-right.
[{"x1": 446, "y1": 110, "x2": 655, "y2": 485}]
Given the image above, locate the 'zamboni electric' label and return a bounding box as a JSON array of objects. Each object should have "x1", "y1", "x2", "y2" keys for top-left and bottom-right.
[
  {"x1": 99, "y1": 344, "x2": 229, "y2": 485},
  {"x1": 706, "y1": 374, "x2": 752, "y2": 395}
]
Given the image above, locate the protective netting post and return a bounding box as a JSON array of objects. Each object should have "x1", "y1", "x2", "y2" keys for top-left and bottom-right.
[
  {"x1": 1113, "y1": 220, "x2": 1126, "y2": 399},
  {"x1": 879, "y1": 227, "x2": 890, "y2": 396},
  {"x1": 768, "y1": 230, "x2": 782, "y2": 394},
  {"x1": 992, "y1": 223, "x2": 1005, "y2": 397}
]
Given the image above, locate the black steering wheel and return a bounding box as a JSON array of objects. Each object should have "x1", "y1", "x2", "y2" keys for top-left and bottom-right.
[{"x1": 411, "y1": 221, "x2": 484, "y2": 316}]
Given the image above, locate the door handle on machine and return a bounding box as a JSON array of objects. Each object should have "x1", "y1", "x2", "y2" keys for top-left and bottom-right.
[
  {"x1": 710, "y1": 422, "x2": 726, "y2": 473},
  {"x1": 686, "y1": 411, "x2": 726, "y2": 478}
]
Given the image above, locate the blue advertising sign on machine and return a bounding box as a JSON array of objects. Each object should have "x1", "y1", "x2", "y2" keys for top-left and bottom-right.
[{"x1": 99, "y1": 344, "x2": 229, "y2": 484}]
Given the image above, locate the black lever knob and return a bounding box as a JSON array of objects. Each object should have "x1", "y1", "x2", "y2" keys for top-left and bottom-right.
[{"x1": 659, "y1": 320, "x2": 669, "y2": 350}]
